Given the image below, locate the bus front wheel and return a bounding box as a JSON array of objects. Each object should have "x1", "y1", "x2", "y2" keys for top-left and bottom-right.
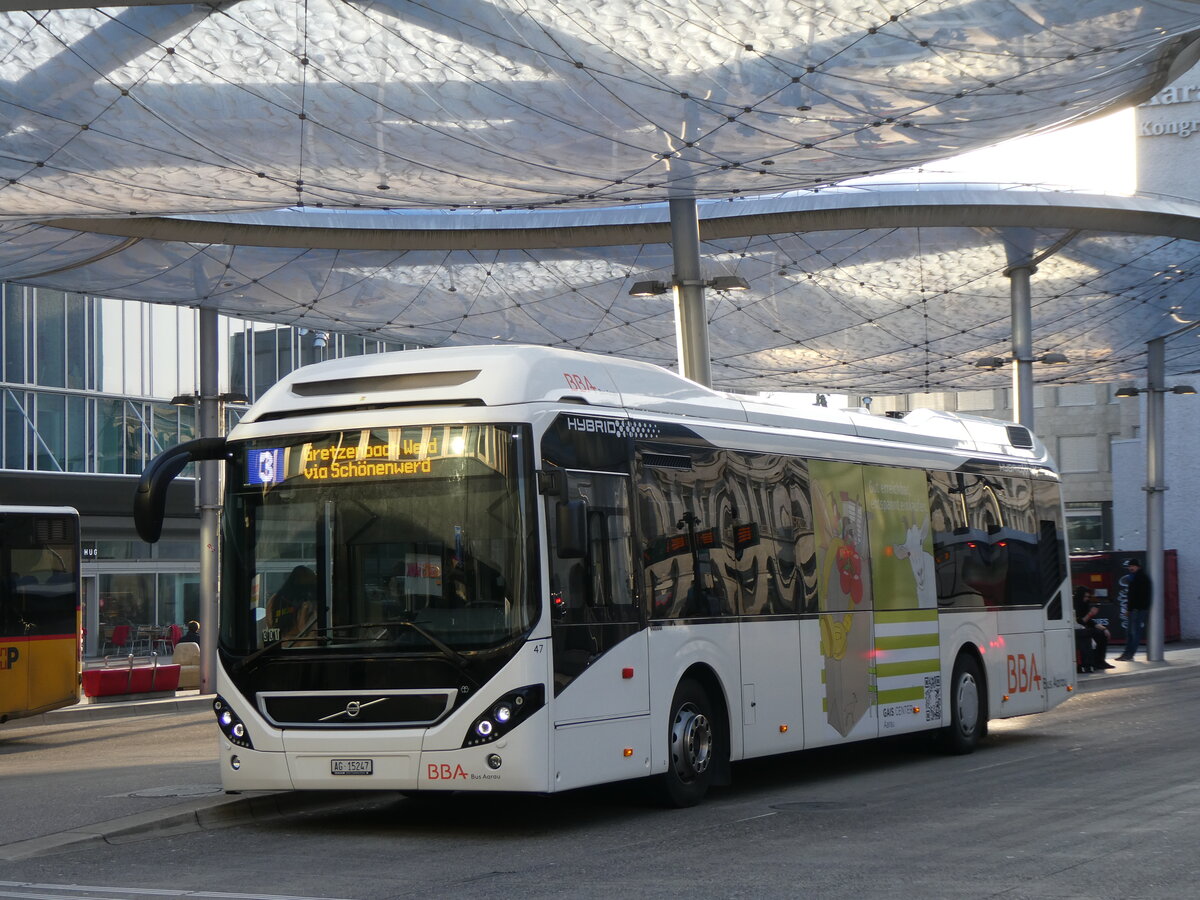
[
  {"x1": 658, "y1": 678, "x2": 719, "y2": 807},
  {"x1": 942, "y1": 653, "x2": 987, "y2": 754}
]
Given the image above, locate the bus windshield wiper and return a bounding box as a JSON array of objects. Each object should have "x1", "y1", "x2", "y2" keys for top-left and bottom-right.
[
  {"x1": 355, "y1": 620, "x2": 473, "y2": 672},
  {"x1": 235, "y1": 620, "x2": 473, "y2": 675}
]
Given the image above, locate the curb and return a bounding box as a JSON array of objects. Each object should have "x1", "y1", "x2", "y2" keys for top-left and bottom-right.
[
  {"x1": 0, "y1": 790, "x2": 367, "y2": 861},
  {"x1": 37, "y1": 692, "x2": 215, "y2": 725},
  {"x1": 1074, "y1": 650, "x2": 1200, "y2": 691}
]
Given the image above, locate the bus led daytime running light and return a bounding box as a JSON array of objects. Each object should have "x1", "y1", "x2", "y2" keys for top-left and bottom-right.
[
  {"x1": 213, "y1": 695, "x2": 254, "y2": 749},
  {"x1": 463, "y1": 684, "x2": 545, "y2": 747}
]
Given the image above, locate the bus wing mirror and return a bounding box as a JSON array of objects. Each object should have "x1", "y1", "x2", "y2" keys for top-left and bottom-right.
[
  {"x1": 555, "y1": 500, "x2": 587, "y2": 559},
  {"x1": 133, "y1": 437, "x2": 228, "y2": 543}
]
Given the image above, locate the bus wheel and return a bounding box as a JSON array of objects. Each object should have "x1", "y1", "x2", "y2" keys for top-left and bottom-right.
[
  {"x1": 659, "y1": 678, "x2": 717, "y2": 807},
  {"x1": 942, "y1": 653, "x2": 986, "y2": 755}
]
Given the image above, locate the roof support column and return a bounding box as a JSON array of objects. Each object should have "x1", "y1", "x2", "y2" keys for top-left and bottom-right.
[
  {"x1": 198, "y1": 307, "x2": 220, "y2": 694},
  {"x1": 1145, "y1": 335, "x2": 1166, "y2": 662},
  {"x1": 669, "y1": 197, "x2": 712, "y2": 387},
  {"x1": 1008, "y1": 265, "x2": 1036, "y2": 428}
]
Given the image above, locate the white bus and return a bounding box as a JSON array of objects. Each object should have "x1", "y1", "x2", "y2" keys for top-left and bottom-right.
[{"x1": 135, "y1": 346, "x2": 1074, "y2": 805}]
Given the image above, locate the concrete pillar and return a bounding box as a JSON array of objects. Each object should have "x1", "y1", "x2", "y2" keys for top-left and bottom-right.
[
  {"x1": 198, "y1": 308, "x2": 220, "y2": 693},
  {"x1": 1145, "y1": 336, "x2": 1166, "y2": 662},
  {"x1": 668, "y1": 197, "x2": 711, "y2": 387},
  {"x1": 1009, "y1": 265, "x2": 1036, "y2": 428}
]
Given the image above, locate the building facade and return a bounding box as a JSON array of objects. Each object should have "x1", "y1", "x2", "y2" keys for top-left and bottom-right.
[
  {"x1": 0, "y1": 284, "x2": 404, "y2": 656},
  {"x1": 1111, "y1": 393, "x2": 1200, "y2": 640}
]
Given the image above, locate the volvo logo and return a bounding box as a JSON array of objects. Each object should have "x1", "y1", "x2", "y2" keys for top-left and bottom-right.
[{"x1": 318, "y1": 697, "x2": 387, "y2": 722}]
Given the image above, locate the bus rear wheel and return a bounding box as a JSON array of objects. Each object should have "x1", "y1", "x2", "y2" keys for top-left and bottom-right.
[
  {"x1": 942, "y1": 653, "x2": 987, "y2": 754},
  {"x1": 658, "y1": 678, "x2": 719, "y2": 807}
]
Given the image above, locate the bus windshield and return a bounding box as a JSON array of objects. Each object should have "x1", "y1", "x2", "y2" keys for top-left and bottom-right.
[{"x1": 220, "y1": 424, "x2": 538, "y2": 658}]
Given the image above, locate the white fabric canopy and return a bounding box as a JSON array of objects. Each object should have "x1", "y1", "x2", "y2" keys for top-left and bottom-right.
[
  {"x1": 7, "y1": 189, "x2": 1200, "y2": 393},
  {"x1": 5, "y1": 2, "x2": 1200, "y2": 393},
  {"x1": 2, "y1": 1, "x2": 1199, "y2": 217}
]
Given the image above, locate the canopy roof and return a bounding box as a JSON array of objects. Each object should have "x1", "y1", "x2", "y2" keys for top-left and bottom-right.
[
  {"x1": 6, "y1": 2, "x2": 1200, "y2": 394},
  {"x1": 3, "y1": 1, "x2": 1200, "y2": 217},
  {"x1": 9, "y1": 187, "x2": 1200, "y2": 394}
]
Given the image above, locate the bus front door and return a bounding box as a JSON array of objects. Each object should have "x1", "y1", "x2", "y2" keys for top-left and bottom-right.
[{"x1": 547, "y1": 471, "x2": 650, "y2": 789}]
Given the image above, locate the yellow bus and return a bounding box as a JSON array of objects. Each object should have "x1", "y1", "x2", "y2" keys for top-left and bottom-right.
[{"x1": 0, "y1": 506, "x2": 81, "y2": 724}]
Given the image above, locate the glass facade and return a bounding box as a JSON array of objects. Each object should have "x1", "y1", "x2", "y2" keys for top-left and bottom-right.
[
  {"x1": 0, "y1": 283, "x2": 408, "y2": 655},
  {"x1": 2, "y1": 287, "x2": 198, "y2": 474}
]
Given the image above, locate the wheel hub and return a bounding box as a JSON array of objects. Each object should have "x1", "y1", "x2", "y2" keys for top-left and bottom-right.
[
  {"x1": 670, "y1": 702, "x2": 712, "y2": 782},
  {"x1": 956, "y1": 672, "x2": 979, "y2": 736}
]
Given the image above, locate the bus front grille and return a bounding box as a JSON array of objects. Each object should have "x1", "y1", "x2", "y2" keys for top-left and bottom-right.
[{"x1": 257, "y1": 690, "x2": 457, "y2": 728}]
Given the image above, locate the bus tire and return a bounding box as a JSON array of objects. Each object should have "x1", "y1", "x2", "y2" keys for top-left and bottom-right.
[
  {"x1": 942, "y1": 653, "x2": 986, "y2": 755},
  {"x1": 658, "y1": 678, "x2": 719, "y2": 808}
]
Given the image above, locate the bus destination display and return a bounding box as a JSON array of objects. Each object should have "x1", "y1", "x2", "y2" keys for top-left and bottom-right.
[{"x1": 245, "y1": 432, "x2": 439, "y2": 486}]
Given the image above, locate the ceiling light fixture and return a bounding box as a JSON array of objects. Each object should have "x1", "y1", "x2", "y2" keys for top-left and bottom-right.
[{"x1": 628, "y1": 275, "x2": 750, "y2": 297}]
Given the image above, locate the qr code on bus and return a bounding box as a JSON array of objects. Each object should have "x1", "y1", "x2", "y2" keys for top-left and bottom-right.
[{"x1": 924, "y1": 675, "x2": 942, "y2": 722}]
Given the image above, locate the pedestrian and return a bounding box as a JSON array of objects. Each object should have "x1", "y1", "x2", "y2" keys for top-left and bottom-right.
[
  {"x1": 1073, "y1": 585, "x2": 1113, "y2": 671},
  {"x1": 1116, "y1": 558, "x2": 1151, "y2": 660},
  {"x1": 177, "y1": 619, "x2": 200, "y2": 646}
]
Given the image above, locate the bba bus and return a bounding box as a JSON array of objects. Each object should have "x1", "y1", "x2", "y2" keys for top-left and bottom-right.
[{"x1": 135, "y1": 346, "x2": 1074, "y2": 805}]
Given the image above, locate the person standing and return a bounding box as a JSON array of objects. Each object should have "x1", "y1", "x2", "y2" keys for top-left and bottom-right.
[{"x1": 1117, "y1": 558, "x2": 1151, "y2": 661}]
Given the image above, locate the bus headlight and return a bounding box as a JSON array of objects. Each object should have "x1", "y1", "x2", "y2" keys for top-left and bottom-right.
[
  {"x1": 213, "y1": 695, "x2": 254, "y2": 749},
  {"x1": 462, "y1": 685, "x2": 544, "y2": 747}
]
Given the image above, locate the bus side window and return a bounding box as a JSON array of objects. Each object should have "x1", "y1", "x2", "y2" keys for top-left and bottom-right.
[
  {"x1": 720, "y1": 452, "x2": 814, "y2": 616},
  {"x1": 928, "y1": 471, "x2": 983, "y2": 608},
  {"x1": 995, "y1": 475, "x2": 1040, "y2": 607},
  {"x1": 638, "y1": 447, "x2": 735, "y2": 619},
  {"x1": 1033, "y1": 476, "x2": 1067, "y2": 616}
]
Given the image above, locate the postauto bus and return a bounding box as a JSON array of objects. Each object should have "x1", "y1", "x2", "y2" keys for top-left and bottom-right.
[
  {"x1": 1, "y1": 506, "x2": 81, "y2": 723},
  {"x1": 135, "y1": 346, "x2": 1074, "y2": 805}
]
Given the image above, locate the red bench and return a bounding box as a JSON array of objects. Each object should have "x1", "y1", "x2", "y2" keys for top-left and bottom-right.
[{"x1": 82, "y1": 659, "x2": 181, "y2": 697}]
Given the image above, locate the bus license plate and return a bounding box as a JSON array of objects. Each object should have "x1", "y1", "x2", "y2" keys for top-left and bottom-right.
[{"x1": 331, "y1": 758, "x2": 373, "y2": 776}]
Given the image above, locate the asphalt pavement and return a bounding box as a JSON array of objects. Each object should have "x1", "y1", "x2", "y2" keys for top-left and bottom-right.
[{"x1": 4, "y1": 641, "x2": 1198, "y2": 863}]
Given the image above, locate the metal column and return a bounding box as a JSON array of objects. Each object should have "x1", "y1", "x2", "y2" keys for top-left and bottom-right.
[
  {"x1": 668, "y1": 197, "x2": 712, "y2": 387},
  {"x1": 1008, "y1": 265, "x2": 1035, "y2": 428},
  {"x1": 198, "y1": 307, "x2": 220, "y2": 693},
  {"x1": 1145, "y1": 336, "x2": 1166, "y2": 662}
]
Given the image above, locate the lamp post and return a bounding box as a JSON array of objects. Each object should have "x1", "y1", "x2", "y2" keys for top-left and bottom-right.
[
  {"x1": 1009, "y1": 264, "x2": 1036, "y2": 427},
  {"x1": 995, "y1": 228, "x2": 1078, "y2": 429},
  {"x1": 972, "y1": 351, "x2": 1070, "y2": 430},
  {"x1": 1113, "y1": 338, "x2": 1197, "y2": 662},
  {"x1": 628, "y1": 271, "x2": 750, "y2": 387},
  {"x1": 170, "y1": 312, "x2": 248, "y2": 694}
]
